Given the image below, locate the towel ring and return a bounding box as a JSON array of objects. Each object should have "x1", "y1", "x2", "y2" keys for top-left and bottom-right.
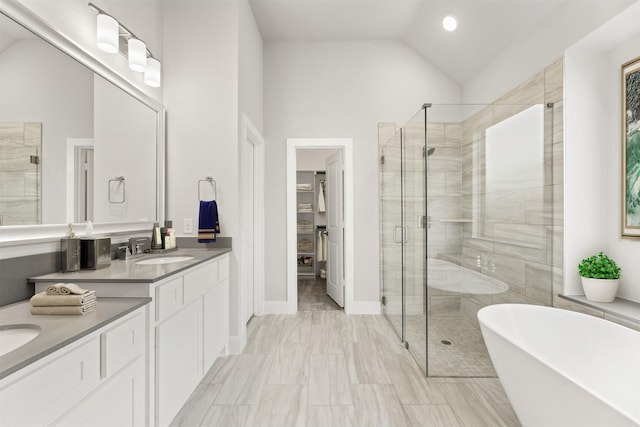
[
  {"x1": 198, "y1": 176, "x2": 217, "y2": 201},
  {"x1": 108, "y1": 176, "x2": 125, "y2": 204}
]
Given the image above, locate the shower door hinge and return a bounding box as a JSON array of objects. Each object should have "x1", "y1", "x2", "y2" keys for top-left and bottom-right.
[
  {"x1": 404, "y1": 341, "x2": 409, "y2": 350},
  {"x1": 381, "y1": 296, "x2": 386, "y2": 306},
  {"x1": 380, "y1": 155, "x2": 385, "y2": 165},
  {"x1": 30, "y1": 155, "x2": 40, "y2": 165}
]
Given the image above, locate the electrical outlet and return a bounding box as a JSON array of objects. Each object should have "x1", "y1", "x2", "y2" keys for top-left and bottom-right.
[{"x1": 183, "y1": 218, "x2": 193, "y2": 234}]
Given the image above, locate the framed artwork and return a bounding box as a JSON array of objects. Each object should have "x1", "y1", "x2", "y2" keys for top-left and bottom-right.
[{"x1": 622, "y1": 55, "x2": 640, "y2": 238}]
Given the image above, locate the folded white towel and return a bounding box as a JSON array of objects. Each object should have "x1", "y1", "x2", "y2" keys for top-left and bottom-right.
[
  {"x1": 30, "y1": 301, "x2": 97, "y2": 315},
  {"x1": 46, "y1": 283, "x2": 66, "y2": 295},
  {"x1": 45, "y1": 283, "x2": 89, "y2": 295},
  {"x1": 30, "y1": 291, "x2": 96, "y2": 307}
]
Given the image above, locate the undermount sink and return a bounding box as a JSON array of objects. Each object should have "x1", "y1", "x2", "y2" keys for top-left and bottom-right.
[
  {"x1": 0, "y1": 324, "x2": 41, "y2": 356},
  {"x1": 136, "y1": 256, "x2": 195, "y2": 265}
]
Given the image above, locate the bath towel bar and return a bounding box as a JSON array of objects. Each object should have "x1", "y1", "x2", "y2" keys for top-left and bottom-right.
[
  {"x1": 108, "y1": 176, "x2": 125, "y2": 204},
  {"x1": 198, "y1": 176, "x2": 217, "y2": 201}
]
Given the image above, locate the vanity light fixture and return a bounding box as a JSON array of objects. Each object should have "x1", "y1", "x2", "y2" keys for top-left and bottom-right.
[
  {"x1": 96, "y1": 13, "x2": 118, "y2": 54},
  {"x1": 442, "y1": 14, "x2": 459, "y2": 32},
  {"x1": 144, "y1": 57, "x2": 161, "y2": 87},
  {"x1": 89, "y1": 3, "x2": 161, "y2": 87},
  {"x1": 128, "y1": 38, "x2": 147, "y2": 72}
]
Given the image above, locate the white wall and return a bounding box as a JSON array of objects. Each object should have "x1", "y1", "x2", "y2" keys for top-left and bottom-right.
[
  {"x1": 238, "y1": 0, "x2": 263, "y2": 134},
  {"x1": 608, "y1": 35, "x2": 640, "y2": 300},
  {"x1": 563, "y1": 50, "x2": 612, "y2": 295},
  {"x1": 296, "y1": 148, "x2": 338, "y2": 171},
  {"x1": 93, "y1": 75, "x2": 156, "y2": 223},
  {"x1": 463, "y1": 0, "x2": 635, "y2": 104},
  {"x1": 163, "y1": 0, "x2": 263, "y2": 342},
  {"x1": 0, "y1": 39, "x2": 93, "y2": 224},
  {"x1": 264, "y1": 40, "x2": 461, "y2": 303},
  {"x1": 17, "y1": 0, "x2": 162, "y2": 102},
  {"x1": 564, "y1": 1, "x2": 640, "y2": 301},
  {"x1": 163, "y1": 0, "x2": 239, "y2": 336}
]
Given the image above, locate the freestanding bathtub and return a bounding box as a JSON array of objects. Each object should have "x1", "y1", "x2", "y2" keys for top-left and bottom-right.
[{"x1": 478, "y1": 304, "x2": 640, "y2": 427}]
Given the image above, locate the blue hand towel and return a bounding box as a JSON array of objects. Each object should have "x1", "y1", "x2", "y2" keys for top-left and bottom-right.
[{"x1": 198, "y1": 200, "x2": 219, "y2": 243}]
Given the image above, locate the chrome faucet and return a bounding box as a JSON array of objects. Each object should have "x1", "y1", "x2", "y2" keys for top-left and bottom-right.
[{"x1": 117, "y1": 245, "x2": 132, "y2": 260}]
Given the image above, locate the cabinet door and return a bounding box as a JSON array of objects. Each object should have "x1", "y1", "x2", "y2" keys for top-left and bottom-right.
[
  {"x1": 0, "y1": 338, "x2": 100, "y2": 427},
  {"x1": 53, "y1": 358, "x2": 145, "y2": 427},
  {"x1": 156, "y1": 300, "x2": 202, "y2": 427},
  {"x1": 203, "y1": 278, "x2": 228, "y2": 370}
]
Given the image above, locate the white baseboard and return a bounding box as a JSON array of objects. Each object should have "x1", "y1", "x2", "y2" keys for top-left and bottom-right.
[
  {"x1": 226, "y1": 334, "x2": 247, "y2": 355},
  {"x1": 349, "y1": 300, "x2": 381, "y2": 315},
  {"x1": 263, "y1": 300, "x2": 292, "y2": 314}
]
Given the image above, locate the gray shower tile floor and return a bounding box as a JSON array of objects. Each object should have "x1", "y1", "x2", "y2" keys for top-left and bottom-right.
[
  {"x1": 170, "y1": 310, "x2": 520, "y2": 427},
  {"x1": 401, "y1": 315, "x2": 497, "y2": 378}
]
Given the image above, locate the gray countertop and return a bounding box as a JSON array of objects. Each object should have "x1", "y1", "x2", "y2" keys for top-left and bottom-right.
[
  {"x1": 3, "y1": 248, "x2": 230, "y2": 380},
  {"x1": 0, "y1": 297, "x2": 151, "y2": 380},
  {"x1": 29, "y1": 248, "x2": 231, "y2": 283}
]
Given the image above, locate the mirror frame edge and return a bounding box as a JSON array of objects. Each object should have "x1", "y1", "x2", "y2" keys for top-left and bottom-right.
[{"x1": 0, "y1": 0, "x2": 166, "y2": 246}]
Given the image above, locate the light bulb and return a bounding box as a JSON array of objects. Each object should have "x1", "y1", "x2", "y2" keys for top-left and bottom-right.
[
  {"x1": 128, "y1": 38, "x2": 147, "y2": 72},
  {"x1": 96, "y1": 14, "x2": 118, "y2": 54},
  {"x1": 144, "y1": 57, "x2": 161, "y2": 87},
  {"x1": 442, "y1": 14, "x2": 459, "y2": 32}
]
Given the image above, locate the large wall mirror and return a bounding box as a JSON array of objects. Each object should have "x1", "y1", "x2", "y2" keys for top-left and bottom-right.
[{"x1": 0, "y1": 1, "x2": 164, "y2": 242}]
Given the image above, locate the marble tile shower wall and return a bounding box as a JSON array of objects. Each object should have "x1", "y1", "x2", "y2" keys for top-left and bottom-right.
[
  {"x1": 378, "y1": 58, "x2": 565, "y2": 324},
  {"x1": 457, "y1": 60, "x2": 563, "y2": 325},
  {"x1": 0, "y1": 122, "x2": 42, "y2": 226},
  {"x1": 378, "y1": 120, "x2": 463, "y2": 316},
  {"x1": 378, "y1": 124, "x2": 403, "y2": 316}
]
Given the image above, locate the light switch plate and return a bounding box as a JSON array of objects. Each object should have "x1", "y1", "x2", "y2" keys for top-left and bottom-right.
[{"x1": 183, "y1": 218, "x2": 193, "y2": 234}]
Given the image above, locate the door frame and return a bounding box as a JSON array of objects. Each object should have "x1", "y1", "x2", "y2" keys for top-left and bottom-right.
[
  {"x1": 240, "y1": 114, "x2": 265, "y2": 320},
  {"x1": 286, "y1": 138, "x2": 354, "y2": 314}
]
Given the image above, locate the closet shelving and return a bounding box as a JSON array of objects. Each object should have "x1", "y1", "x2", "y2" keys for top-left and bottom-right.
[
  {"x1": 296, "y1": 170, "x2": 328, "y2": 277},
  {"x1": 296, "y1": 171, "x2": 315, "y2": 276}
]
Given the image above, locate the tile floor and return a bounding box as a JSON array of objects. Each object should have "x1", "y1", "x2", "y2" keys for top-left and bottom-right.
[
  {"x1": 403, "y1": 315, "x2": 496, "y2": 377},
  {"x1": 170, "y1": 309, "x2": 521, "y2": 427},
  {"x1": 297, "y1": 277, "x2": 341, "y2": 311}
]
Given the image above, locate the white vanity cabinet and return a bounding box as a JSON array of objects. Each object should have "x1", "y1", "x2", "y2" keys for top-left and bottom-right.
[
  {"x1": 0, "y1": 308, "x2": 147, "y2": 427},
  {"x1": 29, "y1": 250, "x2": 231, "y2": 427},
  {"x1": 154, "y1": 255, "x2": 229, "y2": 427}
]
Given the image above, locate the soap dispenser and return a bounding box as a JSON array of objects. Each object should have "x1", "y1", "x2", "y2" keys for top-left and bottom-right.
[
  {"x1": 60, "y1": 224, "x2": 80, "y2": 272},
  {"x1": 151, "y1": 222, "x2": 163, "y2": 250}
]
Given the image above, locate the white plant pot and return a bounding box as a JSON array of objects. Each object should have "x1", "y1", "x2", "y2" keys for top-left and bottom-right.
[{"x1": 581, "y1": 277, "x2": 619, "y2": 303}]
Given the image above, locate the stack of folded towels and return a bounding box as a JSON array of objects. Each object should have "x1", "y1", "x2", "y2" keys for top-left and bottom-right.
[{"x1": 30, "y1": 283, "x2": 97, "y2": 315}]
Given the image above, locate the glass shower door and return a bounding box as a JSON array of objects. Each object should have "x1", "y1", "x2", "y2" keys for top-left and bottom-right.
[
  {"x1": 380, "y1": 125, "x2": 403, "y2": 340},
  {"x1": 401, "y1": 110, "x2": 428, "y2": 374}
]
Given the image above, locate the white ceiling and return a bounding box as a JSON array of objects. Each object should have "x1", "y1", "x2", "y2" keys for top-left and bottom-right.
[{"x1": 248, "y1": 0, "x2": 637, "y2": 84}]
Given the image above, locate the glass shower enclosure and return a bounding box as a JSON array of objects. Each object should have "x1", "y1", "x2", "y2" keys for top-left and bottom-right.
[{"x1": 380, "y1": 103, "x2": 554, "y2": 377}]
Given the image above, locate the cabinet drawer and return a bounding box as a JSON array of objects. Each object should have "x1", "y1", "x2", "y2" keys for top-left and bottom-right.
[
  {"x1": 218, "y1": 256, "x2": 229, "y2": 282},
  {"x1": 184, "y1": 261, "x2": 217, "y2": 304},
  {"x1": 156, "y1": 276, "x2": 184, "y2": 322},
  {"x1": 0, "y1": 338, "x2": 100, "y2": 427},
  {"x1": 102, "y1": 312, "x2": 145, "y2": 378}
]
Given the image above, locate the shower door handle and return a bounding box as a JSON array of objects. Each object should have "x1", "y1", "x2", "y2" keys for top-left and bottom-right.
[
  {"x1": 418, "y1": 215, "x2": 431, "y2": 229},
  {"x1": 393, "y1": 225, "x2": 407, "y2": 243}
]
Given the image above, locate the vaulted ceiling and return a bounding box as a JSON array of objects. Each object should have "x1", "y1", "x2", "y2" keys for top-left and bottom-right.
[{"x1": 248, "y1": 0, "x2": 637, "y2": 85}]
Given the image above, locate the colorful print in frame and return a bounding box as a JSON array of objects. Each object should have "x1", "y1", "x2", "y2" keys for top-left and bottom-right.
[{"x1": 622, "y1": 55, "x2": 640, "y2": 238}]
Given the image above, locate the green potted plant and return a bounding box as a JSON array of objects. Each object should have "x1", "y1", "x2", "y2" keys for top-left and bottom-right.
[{"x1": 578, "y1": 252, "x2": 621, "y2": 302}]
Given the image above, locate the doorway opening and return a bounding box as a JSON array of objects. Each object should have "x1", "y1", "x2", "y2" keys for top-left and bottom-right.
[
  {"x1": 295, "y1": 150, "x2": 340, "y2": 312},
  {"x1": 286, "y1": 138, "x2": 354, "y2": 314}
]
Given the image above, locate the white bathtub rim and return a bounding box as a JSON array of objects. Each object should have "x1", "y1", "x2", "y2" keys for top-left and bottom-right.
[
  {"x1": 426, "y1": 258, "x2": 509, "y2": 295},
  {"x1": 478, "y1": 303, "x2": 640, "y2": 425}
]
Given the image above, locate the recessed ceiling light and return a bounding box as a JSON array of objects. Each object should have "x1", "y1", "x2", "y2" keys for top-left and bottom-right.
[{"x1": 442, "y1": 14, "x2": 458, "y2": 32}]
